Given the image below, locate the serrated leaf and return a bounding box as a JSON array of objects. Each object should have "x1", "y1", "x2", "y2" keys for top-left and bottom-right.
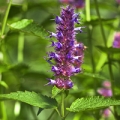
[
  {"x1": 8, "y1": 19, "x2": 48, "y2": 39},
  {"x1": 52, "y1": 86, "x2": 62, "y2": 98},
  {"x1": 67, "y1": 96, "x2": 120, "y2": 112},
  {"x1": 0, "y1": 91, "x2": 57, "y2": 109},
  {"x1": 96, "y1": 46, "x2": 120, "y2": 54}
]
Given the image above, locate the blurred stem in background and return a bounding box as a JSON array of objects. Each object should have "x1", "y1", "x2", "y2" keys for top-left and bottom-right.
[
  {"x1": 94, "y1": 0, "x2": 120, "y2": 119},
  {"x1": 17, "y1": 32, "x2": 24, "y2": 63},
  {"x1": 0, "y1": 0, "x2": 12, "y2": 120},
  {"x1": 61, "y1": 90, "x2": 65, "y2": 119},
  {"x1": 85, "y1": 0, "x2": 97, "y2": 91}
]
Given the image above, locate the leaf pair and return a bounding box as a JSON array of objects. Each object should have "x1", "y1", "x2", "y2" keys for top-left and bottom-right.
[{"x1": 1, "y1": 91, "x2": 120, "y2": 112}]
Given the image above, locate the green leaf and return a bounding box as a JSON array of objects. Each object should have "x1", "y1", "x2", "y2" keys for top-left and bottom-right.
[
  {"x1": 52, "y1": 86, "x2": 62, "y2": 98},
  {"x1": 67, "y1": 96, "x2": 120, "y2": 112},
  {"x1": 0, "y1": 63, "x2": 9, "y2": 73},
  {"x1": 0, "y1": 91, "x2": 57, "y2": 109},
  {"x1": 8, "y1": 19, "x2": 48, "y2": 39},
  {"x1": 0, "y1": 81, "x2": 8, "y2": 89},
  {"x1": 96, "y1": 46, "x2": 120, "y2": 54}
]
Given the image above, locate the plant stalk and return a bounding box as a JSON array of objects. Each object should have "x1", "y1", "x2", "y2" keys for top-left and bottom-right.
[
  {"x1": 93, "y1": 0, "x2": 118, "y2": 119},
  {"x1": 61, "y1": 90, "x2": 65, "y2": 118},
  {"x1": 1, "y1": 0, "x2": 12, "y2": 37}
]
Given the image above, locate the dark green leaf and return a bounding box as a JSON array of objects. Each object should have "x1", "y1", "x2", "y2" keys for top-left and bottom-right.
[
  {"x1": 0, "y1": 62, "x2": 9, "y2": 73},
  {"x1": 37, "y1": 108, "x2": 43, "y2": 116},
  {"x1": 0, "y1": 91, "x2": 57, "y2": 109},
  {"x1": 8, "y1": 19, "x2": 48, "y2": 39},
  {"x1": 67, "y1": 96, "x2": 120, "y2": 112},
  {"x1": 96, "y1": 46, "x2": 120, "y2": 54}
]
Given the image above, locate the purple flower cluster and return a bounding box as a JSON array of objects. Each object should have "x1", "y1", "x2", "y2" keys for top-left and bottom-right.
[
  {"x1": 112, "y1": 32, "x2": 120, "y2": 48},
  {"x1": 97, "y1": 81, "x2": 112, "y2": 118},
  {"x1": 116, "y1": 0, "x2": 120, "y2": 4},
  {"x1": 46, "y1": 6, "x2": 85, "y2": 89},
  {"x1": 59, "y1": 0, "x2": 85, "y2": 9},
  {"x1": 97, "y1": 81, "x2": 112, "y2": 97}
]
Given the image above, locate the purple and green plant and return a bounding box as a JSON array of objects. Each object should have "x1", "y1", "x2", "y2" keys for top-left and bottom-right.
[{"x1": 1, "y1": 0, "x2": 120, "y2": 120}]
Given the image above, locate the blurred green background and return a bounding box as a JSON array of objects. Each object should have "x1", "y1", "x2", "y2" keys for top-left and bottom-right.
[{"x1": 0, "y1": 0, "x2": 120, "y2": 120}]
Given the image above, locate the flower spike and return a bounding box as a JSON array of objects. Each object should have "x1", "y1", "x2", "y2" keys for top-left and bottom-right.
[{"x1": 46, "y1": 6, "x2": 85, "y2": 89}]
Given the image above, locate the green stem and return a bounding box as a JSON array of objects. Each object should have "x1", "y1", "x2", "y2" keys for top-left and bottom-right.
[
  {"x1": 85, "y1": 0, "x2": 95, "y2": 73},
  {"x1": 47, "y1": 109, "x2": 55, "y2": 120},
  {"x1": 0, "y1": 102, "x2": 7, "y2": 120},
  {"x1": 61, "y1": 90, "x2": 65, "y2": 118},
  {"x1": 85, "y1": 0, "x2": 90, "y2": 21},
  {"x1": 0, "y1": 1, "x2": 12, "y2": 120},
  {"x1": 1, "y1": 0, "x2": 12, "y2": 37},
  {"x1": 86, "y1": 0, "x2": 97, "y2": 94},
  {"x1": 94, "y1": 0, "x2": 118, "y2": 119},
  {"x1": 55, "y1": 108, "x2": 61, "y2": 117},
  {"x1": 17, "y1": 32, "x2": 24, "y2": 62},
  {"x1": 30, "y1": 106, "x2": 39, "y2": 120}
]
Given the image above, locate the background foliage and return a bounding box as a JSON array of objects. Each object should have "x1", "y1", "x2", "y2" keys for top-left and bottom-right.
[{"x1": 0, "y1": 0, "x2": 120, "y2": 120}]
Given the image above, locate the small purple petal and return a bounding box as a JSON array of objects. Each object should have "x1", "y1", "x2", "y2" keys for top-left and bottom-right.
[
  {"x1": 55, "y1": 16, "x2": 63, "y2": 24},
  {"x1": 45, "y1": 78, "x2": 56, "y2": 85},
  {"x1": 51, "y1": 66, "x2": 59, "y2": 72},
  {"x1": 57, "y1": 31, "x2": 63, "y2": 38},
  {"x1": 71, "y1": 67, "x2": 81, "y2": 73},
  {"x1": 74, "y1": 27, "x2": 85, "y2": 33},
  {"x1": 49, "y1": 32, "x2": 57, "y2": 38},
  {"x1": 64, "y1": 80, "x2": 73, "y2": 89}
]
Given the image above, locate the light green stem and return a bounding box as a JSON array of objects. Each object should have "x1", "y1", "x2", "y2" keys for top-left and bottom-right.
[
  {"x1": 85, "y1": 0, "x2": 90, "y2": 21},
  {"x1": 94, "y1": 0, "x2": 118, "y2": 118},
  {"x1": 47, "y1": 109, "x2": 55, "y2": 120},
  {"x1": 0, "y1": 1, "x2": 12, "y2": 120},
  {"x1": 61, "y1": 90, "x2": 65, "y2": 118},
  {"x1": 17, "y1": 32, "x2": 24, "y2": 62},
  {"x1": 1, "y1": 0, "x2": 12, "y2": 37}
]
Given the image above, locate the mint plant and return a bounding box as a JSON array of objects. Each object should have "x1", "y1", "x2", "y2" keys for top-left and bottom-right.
[{"x1": 0, "y1": 0, "x2": 120, "y2": 120}]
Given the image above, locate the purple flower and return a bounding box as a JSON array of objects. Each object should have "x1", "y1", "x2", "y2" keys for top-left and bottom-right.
[
  {"x1": 112, "y1": 32, "x2": 120, "y2": 48},
  {"x1": 97, "y1": 81, "x2": 112, "y2": 97},
  {"x1": 97, "y1": 81, "x2": 112, "y2": 118},
  {"x1": 116, "y1": 0, "x2": 120, "y2": 4},
  {"x1": 59, "y1": 0, "x2": 85, "y2": 9},
  {"x1": 102, "y1": 108, "x2": 111, "y2": 118},
  {"x1": 46, "y1": 6, "x2": 85, "y2": 89}
]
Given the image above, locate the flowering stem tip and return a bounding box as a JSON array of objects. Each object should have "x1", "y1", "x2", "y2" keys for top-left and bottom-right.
[{"x1": 46, "y1": 6, "x2": 85, "y2": 89}]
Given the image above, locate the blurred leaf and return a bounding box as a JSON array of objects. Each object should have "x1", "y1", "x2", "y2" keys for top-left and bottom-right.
[
  {"x1": 96, "y1": 46, "x2": 120, "y2": 54},
  {"x1": 0, "y1": 91, "x2": 57, "y2": 109},
  {"x1": 8, "y1": 19, "x2": 48, "y2": 39},
  {"x1": 9, "y1": 63, "x2": 29, "y2": 76},
  {"x1": 85, "y1": 18, "x2": 117, "y2": 26},
  {"x1": 0, "y1": 81, "x2": 8, "y2": 89},
  {"x1": 81, "y1": 72, "x2": 107, "y2": 80},
  {"x1": 0, "y1": 0, "x2": 7, "y2": 6},
  {"x1": 52, "y1": 86, "x2": 62, "y2": 98},
  {"x1": 0, "y1": 62, "x2": 9, "y2": 73},
  {"x1": 67, "y1": 96, "x2": 120, "y2": 112}
]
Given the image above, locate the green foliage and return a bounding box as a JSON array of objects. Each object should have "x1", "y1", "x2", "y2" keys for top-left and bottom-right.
[
  {"x1": 0, "y1": 91, "x2": 57, "y2": 109},
  {"x1": 67, "y1": 96, "x2": 120, "y2": 112},
  {"x1": 52, "y1": 86, "x2": 62, "y2": 98},
  {"x1": 97, "y1": 46, "x2": 120, "y2": 54},
  {"x1": 81, "y1": 72, "x2": 107, "y2": 80},
  {"x1": 8, "y1": 19, "x2": 48, "y2": 39}
]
